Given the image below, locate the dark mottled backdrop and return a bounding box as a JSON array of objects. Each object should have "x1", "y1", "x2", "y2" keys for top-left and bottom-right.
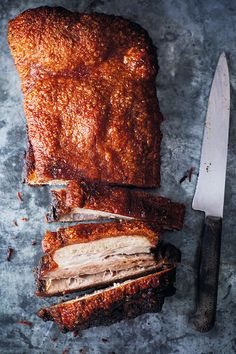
[{"x1": 0, "y1": 0, "x2": 235, "y2": 353}]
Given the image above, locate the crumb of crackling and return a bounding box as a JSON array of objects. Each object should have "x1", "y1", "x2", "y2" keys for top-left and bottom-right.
[
  {"x1": 16, "y1": 320, "x2": 33, "y2": 327},
  {"x1": 6, "y1": 247, "x2": 14, "y2": 261},
  {"x1": 62, "y1": 349, "x2": 69, "y2": 354},
  {"x1": 17, "y1": 191, "x2": 23, "y2": 202},
  {"x1": 179, "y1": 167, "x2": 196, "y2": 184},
  {"x1": 50, "y1": 336, "x2": 58, "y2": 342}
]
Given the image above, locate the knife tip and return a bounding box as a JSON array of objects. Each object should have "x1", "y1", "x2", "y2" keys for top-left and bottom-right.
[
  {"x1": 219, "y1": 51, "x2": 226, "y2": 60},
  {"x1": 218, "y1": 52, "x2": 229, "y2": 73}
]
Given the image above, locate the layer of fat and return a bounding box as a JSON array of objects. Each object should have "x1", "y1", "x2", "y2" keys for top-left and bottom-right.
[
  {"x1": 29, "y1": 179, "x2": 69, "y2": 186},
  {"x1": 53, "y1": 236, "x2": 152, "y2": 264},
  {"x1": 59, "y1": 207, "x2": 134, "y2": 221},
  {"x1": 41, "y1": 235, "x2": 160, "y2": 295},
  {"x1": 43, "y1": 236, "x2": 154, "y2": 280}
]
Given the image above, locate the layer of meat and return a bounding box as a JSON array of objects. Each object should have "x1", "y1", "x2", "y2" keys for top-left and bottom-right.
[
  {"x1": 36, "y1": 235, "x2": 161, "y2": 296},
  {"x1": 36, "y1": 226, "x2": 180, "y2": 297}
]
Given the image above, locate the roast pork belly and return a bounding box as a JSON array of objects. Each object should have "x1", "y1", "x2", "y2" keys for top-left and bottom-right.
[
  {"x1": 36, "y1": 221, "x2": 180, "y2": 296},
  {"x1": 47, "y1": 180, "x2": 185, "y2": 230},
  {"x1": 41, "y1": 220, "x2": 159, "y2": 254},
  {"x1": 8, "y1": 7, "x2": 162, "y2": 187},
  {"x1": 37, "y1": 268, "x2": 177, "y2": 332}
]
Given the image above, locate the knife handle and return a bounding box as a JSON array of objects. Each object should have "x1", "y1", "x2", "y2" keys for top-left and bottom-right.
[{"x1": 189, "y1": 215, "x2": 222, "y2": 332}]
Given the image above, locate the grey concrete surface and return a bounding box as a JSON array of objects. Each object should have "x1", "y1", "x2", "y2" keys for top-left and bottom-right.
[{"x1": 0, "y1": 0, "x2": 235, "y2": 353}]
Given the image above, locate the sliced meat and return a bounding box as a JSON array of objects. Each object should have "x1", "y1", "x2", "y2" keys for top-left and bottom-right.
[
  {"x1": 42, "y1": 220, "x2": 160, "y2": 254},
  {"x1": 36, "y1": 230, "x2": 180, "y2": 297},
  {"x1": 55, "y1": 207, "x2": 133, "y2": 222},
  {"x1": 38, "y1": 220, "x2": 162, "y2": 296},
  {"x1": 47, "y1": 180, "x2": 185, "y2": 231},
  {"x1": 37, "y1": 268, "x2": 177, "y2": 332}
]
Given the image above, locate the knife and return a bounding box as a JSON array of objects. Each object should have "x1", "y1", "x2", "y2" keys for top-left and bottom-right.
[{"x1": 189, "y1": 52, "x2": 230, "y2": 332}]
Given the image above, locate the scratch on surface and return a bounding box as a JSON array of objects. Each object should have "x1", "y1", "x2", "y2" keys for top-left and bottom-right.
[
  {"x1": 17, "y1": 111, "x2": 25, "y2": 124},
  {"x1": 222, "y1": 284, "x2": 232, "y2": 300},
  {"x1": 39, "y1": 322, "x2": 54, "y2": 350},
  {"x1": 167, "y1": 333, "x2": 196, "y2": 342},
  {"x1": 17, "y1": 329, "x2": 38, "y2": 350}
]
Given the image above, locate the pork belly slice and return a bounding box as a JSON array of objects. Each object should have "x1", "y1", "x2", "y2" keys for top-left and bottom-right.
[
  {"x1": 37, "y1": 267, "x2": 176, "y2": 332},
  {"x1": 36, "y1": 244, "x2": 180, "y2": 296},
  {"x1": 47, "y1": 180, "x2": 185, "y2": 230},
  {"x1": 37, "y1": 221, "x2": 180, "y2": 297},
  {"x1": 42, "y1": 220, "x2": 159, "y2": 254},
  {"x1": 8, "y1": 7, "x2": 162, "y2": 188}
]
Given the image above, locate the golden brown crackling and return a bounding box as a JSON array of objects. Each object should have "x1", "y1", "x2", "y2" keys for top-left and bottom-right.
[
  {"x1": 36, "y1": 254, "x2": 58, "y2": 278},
  {"x1": 48, "y1": 180, "x2": 185, "y2": 230},
  {"x1": 37, "y1": 267, "x2": 176, "y2": 332},
  {"x1": 8, "y1": 7, "x2": 162, "y2": 187},
  {"x1": 42, "y1": 220, "x2": 160, "y2": 254}
]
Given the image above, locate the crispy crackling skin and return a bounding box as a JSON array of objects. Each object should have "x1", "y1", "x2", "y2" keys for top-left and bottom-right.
[
  {"x1": 8, "y1": 7, "x2": 162, "y2": 187},
  {"x1": 47, "y1": 180, "x2": 185, "y2": 230},
  {"x1": 37, "y1": 268, "x2": 176, "y2": 332},
  {"x1": 42, "y1": 219, "x2": 160, "y2": 254}
]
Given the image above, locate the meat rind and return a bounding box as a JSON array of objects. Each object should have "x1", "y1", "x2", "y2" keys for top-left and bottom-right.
[
  {"x1": 47, "y1": 180, "x2": 185, "y2": 230},
  {"x1": 8, "y1": 7, "x2": 162, "y2": 187},
  {"x1": 37, "y1": 268, "x2": 176, "y2": 332},
  {"x1": 42, "y1": 220, "x2": 160, "y2": 254}
]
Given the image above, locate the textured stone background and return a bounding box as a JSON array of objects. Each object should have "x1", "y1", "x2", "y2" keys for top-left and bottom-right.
[{"x1": 0, "y1": 0, "x2": 235, "y2": 353}]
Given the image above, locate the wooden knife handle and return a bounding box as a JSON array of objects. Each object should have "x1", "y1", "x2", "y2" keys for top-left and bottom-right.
[{"x1": 189, "y1": 215, "x2": 222, "y2": 332}]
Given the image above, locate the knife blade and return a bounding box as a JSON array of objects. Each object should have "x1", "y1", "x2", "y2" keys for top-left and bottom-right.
[{"x1": 189, "y1": 52, "x2": 230, "y2": 332}]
